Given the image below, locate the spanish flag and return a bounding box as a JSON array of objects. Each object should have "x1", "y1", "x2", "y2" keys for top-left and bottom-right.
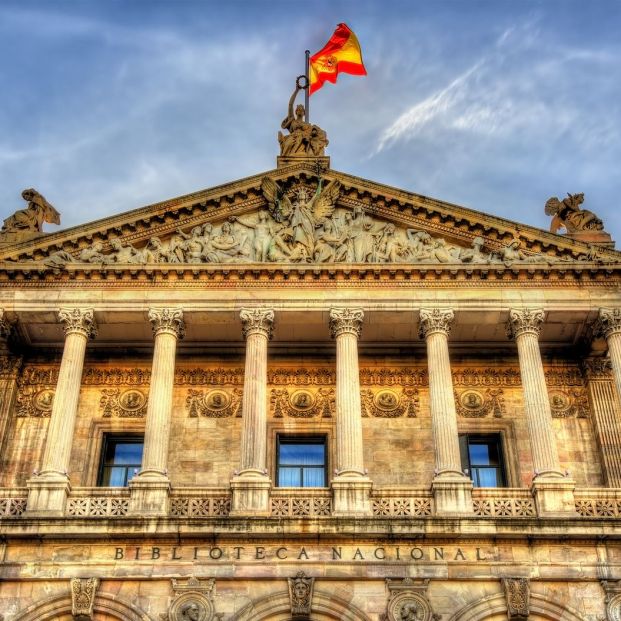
[{"x1": 309, "y1": 23, "x2": 366, "y2": 95}]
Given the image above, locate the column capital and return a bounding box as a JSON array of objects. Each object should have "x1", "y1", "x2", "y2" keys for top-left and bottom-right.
[
  {"x1": 58, "y1": 308, "x2": 97, "y2": 339},
  {"x1": 595, "y1": 307, "x2": 621, "y2": 339},
  {"x1": 419, "y1": 308, "x2": 454, "y2": 339},
  {"x1": 329, "y1": 308, "x2": 364, "y2": 339},
  {"x1": 583, "y1": 357, "x2": 613, "y2": 380},
  {"x1": 506, "y1": 308, "x2": 545, "y2": 340},
  {"x1": 148, "y1": 308, "x2": 185, "y2": 339},
  {"x1": 240, "y1": 308, "x2": 274, "y2": 340}
]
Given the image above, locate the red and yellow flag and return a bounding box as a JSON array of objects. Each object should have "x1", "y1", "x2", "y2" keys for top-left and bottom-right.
[{"x1": 309, "y1": 23, "x2": 366, "y2": 95}]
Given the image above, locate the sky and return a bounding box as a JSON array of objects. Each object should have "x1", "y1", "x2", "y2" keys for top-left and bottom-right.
[{"x1": 1, "y1": 0, "x2": 620, "y2": 243}]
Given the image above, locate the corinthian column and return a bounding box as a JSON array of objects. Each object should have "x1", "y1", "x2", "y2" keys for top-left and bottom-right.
[
  {"x1": 230, "y1": 308, "x2": 274, "y2": 516},
  {"x1": 419, "y1": 309, "x2": 472, "y2": 515},
  {"x1": 129, "y1": 308, "x2": 184, "y2": 516},
  {"x1": 507, "y1": 308, "x2": 575, "y2": 516},
  {"x1": 595, "y1": 308, "x2": 621, "y2": 403},
  {"x1": 27, "y1": 308, "x2": 96, "y2": 515},
  {"x1": 329, "y1": 308, "x2": 371, "y2": 516}
]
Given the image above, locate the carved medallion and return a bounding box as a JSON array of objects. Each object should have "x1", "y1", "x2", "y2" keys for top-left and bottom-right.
[
  {"x1": 100, "y1": 388, "x2": 148, "y2": 418},
  {"x1": 384, "y1": 579, "x2": 438, "y2": 621},
  {"x1": 34, "y1": 389, "x2": 55, "y2": 413},
  {"x1": 455, "y1": 388, "x2": 505, "y2": 418},
  {"x1": 549, "y1": 388, "x2": 589, "y2": 418},
  {"x1": 361, "y1": 388, "x2": 418, "y2": 418},
  {"x1": 271, "y1": 387, "x2": 334, "y2": 418},
  {"x1": 16, "y1": 387, "x2": 55, "y2": 417},
  {"x1": 186, "y1": 388, "x2": 242, "y2": 417},
  {"x1": 165, "y1": 577, "x2": 216, "y2": 621}
]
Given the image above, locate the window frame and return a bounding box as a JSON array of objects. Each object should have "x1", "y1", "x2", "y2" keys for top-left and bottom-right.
[
  {"x1": 97, "y1": 433, "x2": 144, "y2": 487},
  {"x1": 459, "y1": 433, "x2": 507, "y2": 488},
  {"x1": 275, "y1": 434, "x2": 328, "y2": 488}
]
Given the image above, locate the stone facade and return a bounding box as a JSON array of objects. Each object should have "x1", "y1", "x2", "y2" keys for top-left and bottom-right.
[{"x1": 0, "y1": 155, "x2": 621, "y2": 620}]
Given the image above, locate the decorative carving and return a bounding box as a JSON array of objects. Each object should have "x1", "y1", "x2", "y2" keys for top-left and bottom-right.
[
  {"x1": 149, "y1": 308, "x2": 185, "y2": 339},
  {"x1": 595, "y1": 308, "x2": 621, "y2": 339},
  {"x1": 506, "y1": 308, "x2": 545, "y2": 339},
  {"x1": 278, "y1": 84, "x2": 328, "y2": 157},
  {"x1": 372, "y1": 497, "x2": 432, "y2": 517},
  {"x1": 0, "y1": 355, "x2": 22, "y2": 379},
  {"x1": 329, "y1": 307, "x2": 364, "y2": 338},
  {"x1": 502, "y1": 577, "x2": 530, "y2": 620},
  {"x1": 603, "y1": 581, "x2": 621, "y2": 621},
  {"x1": 170, "y1": 496, "x2": 231, "y2": 517},
  {"x1": 419, "y1": 308, "x2": 454, "y2": 338},
  {"x1": 58, "y1": 308, "x2": 97, "y2": 339},
  {"x1": 186, "y1": 388, "x2": 243, "y2": 417},
  {"x1": 1, "y1": 188, "x2": 60, "y2": 235},
  {"x1": 165, "y1": 577, "x2": 216, "y2": 621},
  {"x1": 288, "y1": 571, "x2": 314, "y2": 617},
  {"x1": 271, "y1": 496, "x2": 332, "y2": 517},
  {"x1": 100, "y1": 388, "x2": 148, "y2": 418},
  {"x1": 452, "y1": 367, "x2": 521, "y2": 387},
  {"x1": 240, "y1": 307, "x2": 274, "y2": 339},
  {"x1": 583, "y1": 358, "x2": 613, "y2": 380},
  {"x1": 548, "y1": 388, "x2": 589, "y2": 418},
  {"x1": 361, "y1": 388, "x2": 418, "y2": 417},
  {"x1": 384, "y1": 579, "x2": 438, "y2": 621},
  {"x1": 271, "y1": 387, "x2": 335, "y2": 418},
  {"x1": 545, "y1": 192, "x2": 604, "y2": 233},
  {"x1": 473, "y1": 497, "x2": 536, "y2": 517},
  {"x1": 70, "y1": 577, "x2": 99, "y2": 621},
  {"x1": 0, "y1": 309, "x2": 15, "y2": 341},
  {"x1": 67, "y1": 497, "x2": 129, "y2": 517},
  {"x1": 455, "y1": 388, "x2": 505, "y2": 418},
  {"x1": 16, "y1": 387, "x2": 54, "y2": 417}
]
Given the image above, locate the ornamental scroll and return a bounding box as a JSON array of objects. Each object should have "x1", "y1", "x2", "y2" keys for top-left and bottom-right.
[
  {"x1": 361, "y1": 388, "x2": 419, "y2": 418},
  {"x1": 186, "y1": 388, "x2": 243, "y2": 418}
]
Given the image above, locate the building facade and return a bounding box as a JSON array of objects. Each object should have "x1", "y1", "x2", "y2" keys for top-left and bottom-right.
[{"x1": 1, "y1": 132, "x2": 621, "y2": 620}]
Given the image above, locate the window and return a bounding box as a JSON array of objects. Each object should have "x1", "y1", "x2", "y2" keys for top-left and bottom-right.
[
  {"x1": 276, "y1": 436, "x2": 327, "y2": 487},
  {"x1": 459, "y1": 434, "x2": 506, "y2": 487},
  {"x1": 98, "y1": 435, "x2": 144, "y2": 487}
]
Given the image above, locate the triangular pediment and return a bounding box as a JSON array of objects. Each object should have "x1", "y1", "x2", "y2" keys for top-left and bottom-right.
[{"x1": 1, "y1": 161, "x2": 619, "y2": 269}]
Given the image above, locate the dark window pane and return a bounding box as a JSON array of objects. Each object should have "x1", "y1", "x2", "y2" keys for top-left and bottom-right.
[
  {"x1": 99, "y1": 437, "x2": 143, "y2": 487},
  {"x1": 460, "y1": 434, "x2": 505, "y2": 488}
]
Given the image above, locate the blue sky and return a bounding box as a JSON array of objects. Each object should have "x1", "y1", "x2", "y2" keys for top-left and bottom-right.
[{"x1": 1, "y1": 0, "x2": 620, "y2": 244}]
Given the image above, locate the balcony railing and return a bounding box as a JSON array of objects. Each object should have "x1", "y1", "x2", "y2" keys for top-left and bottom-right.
[
  {"x1": 270, "y1": 488, "x2": 332, "y2": 517},
  {"x1": 371, "y1": 487, "x2": 433, "y2": 517},
  {"x1": 574, "y1": 489, "x2": 621, "y2": 518},
  {"x1": 169, "y1": 488, "x2": 231, "y2": 517},
  {"x1": 472, "y1": 488, "x2": 536, "y2": 517},
  {"x1": 0, "y1": 488, "x2": 27, "y2": 518},
  {"x1": 66, "y1": 487, "x2": 130, "y2": 517}
]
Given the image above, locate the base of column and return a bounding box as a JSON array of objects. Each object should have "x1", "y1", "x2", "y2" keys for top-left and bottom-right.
[
  {"x1": 532, "y1": 476, "x2": 576, "y2": 517},
  {"x1": 432, "y1": 475, "x2": 474, "y2": 516},
  {"x1": 331, "y1": 475, "x2": 373, "y2": 516},
  {"x1": 128, "y1": 473, "x2": 171, "y2": 517},
  {"x1": 230, "y1": 471, "x2": 272, "y2": 516},
  {"x1": 25, "y1": 473, "x2": 71, "y2": 517}
]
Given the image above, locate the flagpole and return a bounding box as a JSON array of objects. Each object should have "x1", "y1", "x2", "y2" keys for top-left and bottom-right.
[{"x1": 305, "y1": 49, "x2": 310, "y2": 123}]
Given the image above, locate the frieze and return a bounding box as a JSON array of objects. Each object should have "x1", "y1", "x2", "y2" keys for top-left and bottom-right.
[
  {"x1": 455, "y1": 388, "x2": 505, "y2": 418},
  {"x1": 361, "y1": 388, "x2": 419, "y2": 418},
  {"x1": 186, "y1": 388, "x2": 243, "y2": 418},
  {"x1": 100, "y1": 388, "x2": 148, "y2": 418},
  {"x1": 271, "y1": 387, "x2": 335, "y2": 418},
  {"x1": 16, "y1": 387, "x2": 54, "y2": 417},
  {"x1": 549, "y1": 388, "x2": 589, "y2": 418}
]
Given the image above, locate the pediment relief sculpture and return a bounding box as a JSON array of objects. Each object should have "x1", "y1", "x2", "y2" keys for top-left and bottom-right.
[{"x1": 0, "y1": 189, "x2": 60, "y2": 244}]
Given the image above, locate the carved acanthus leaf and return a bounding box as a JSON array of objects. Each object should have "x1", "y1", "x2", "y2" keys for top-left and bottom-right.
[
  {"x1": 240, "y1": 308, "x2": 274, "y2": 339},
  {"x1": 507, "y1": 308, "x2": 545, "y2": 339},
  {"x1": 595, "y1": 308, "x2": 621, "y2": 339},
  {"x1": 59, "y1": 308, "x2": 97, "y2": 339},
  {"x1": 329, "y1": 307, "x2": 364, "y2": 338},
  {"x1": 419, "y1": 308, "x2": 454, "y2": 338},
  {"x1": 149, "y1": 308, "x2": 185, "y2": 339}
]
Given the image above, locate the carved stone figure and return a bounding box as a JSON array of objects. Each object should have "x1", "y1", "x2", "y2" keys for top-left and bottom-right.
[
  {"x1": 1, "y1": 188, "x2": 60, "y2": 234},
  {"x1": 180, "y1": 602, "x2": 202, "y2": 621},
  {"x1": 545, "y1": 192, "x2": 604, "y2": 233},
  {"x1": 459, "y1": 236, "x2": 490, "y2": 263},
  {"x1": 278, "y1": 85, "x2": 328, "y2": 157},
  {"x1": 108, "y1": 238, "x2": 142, "y2": 263},
  {"x1": 288, "y1": 571, "x2": 314, "y2": 617},
  {"x1": 79, "y1": 241, "x2": 111, "y2": 264},
  {"x1": 43, "y1": 249, "x2": 75, "y2": 268},
  {"x1": 230, "y1": 211, "x2": 274, "y2": 262}
]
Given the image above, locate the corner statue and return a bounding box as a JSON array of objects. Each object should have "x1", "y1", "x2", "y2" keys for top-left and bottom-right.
[
  {"x1": 278, "y1": 83, "x2": 328, "y2": 157},
  {"x1": 2, "y1": 189, "x2": 60, "y2": 234},
  {"x1": 545, "y1": 193, "x2": 605, "y2": 234}
]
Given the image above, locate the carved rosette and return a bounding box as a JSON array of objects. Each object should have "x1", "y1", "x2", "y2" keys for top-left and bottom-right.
[
  {"x1": 418, "y1": 308, "x2": 454, "y2": 339},
  {"x1": 149, "y1": 308, "x2": 185, "y2": 339},
  {"x1": 288, "y1": 571, "x2": 314, "y2": 617},
  {"x1": 506, "y1": 308, "x2": 545, "y2": 340},
  {"x1": 583, "y1": 357, "x2": 613, "y2": 380},
  {"x1": 71, "y1": 577, "x2": 99, "y2": 620},
  {"x1": 502, "y1": 578, "x2": 529, "y2": 620},
  {"x1": 59, "y1": 308, "x2": 97, "y2": 339},
  {"x1": 240, "y1": 308, "x2": 274, "y2": 340},
  {"x1": 329, "y1": 308, "x2": 364, "y2": 339},
  {"x1": 595, "y1": 308, "x2": 621, "y2": 339}
]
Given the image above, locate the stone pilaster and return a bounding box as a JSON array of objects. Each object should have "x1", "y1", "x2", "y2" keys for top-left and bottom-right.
[
  {"x1": 419, "y1": 309, "x2": 473, "y2": 515},
  {"x1": 26, "y1": 308, "x2": 96, "y2": 515},
  {"x1": 129, "y1": 308, "x2": 184, "y2": 516},
  {"x1": 595, "y1": 308, "x2": 621, "y2": 404},
  {"x1": 230, "y1": 308, "x2": 274, "y2": 516},
  {"x1": 507, "y1": 308, "x2": 575, "y2": 516},
  {"x1": 329, "y1": 308, "x2": 372, "y2": 516},
  {"x1": 583, "y1": 358, "x2": 621, "y2": 487}
]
